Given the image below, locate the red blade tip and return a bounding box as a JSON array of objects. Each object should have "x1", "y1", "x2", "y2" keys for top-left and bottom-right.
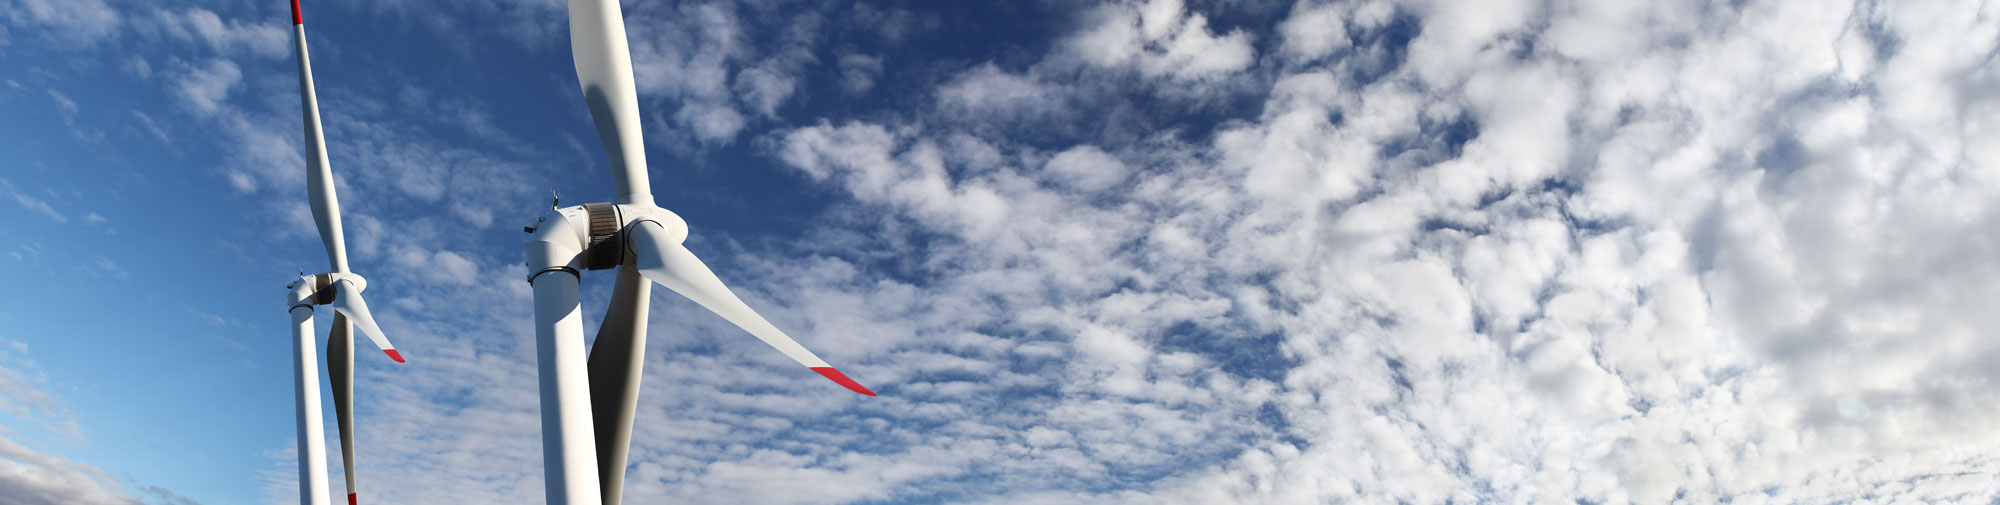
[
  {"x1": 811, "y1": 367, "x2": 876, "y2": 396},
  {"x1": 347, "y1": 493, "x2": 356, "y2": 505},
  {"x1": 384, "y1": 349, "x2": 405, "y2": 363},
  {"x1": 291, "y1": 0, "x2": 302, "y2": 25}
]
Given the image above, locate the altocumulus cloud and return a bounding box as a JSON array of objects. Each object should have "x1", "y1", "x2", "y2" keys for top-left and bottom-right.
[
  {"x1": 304, "y1": 0, "x2": 2000, "y2": 503},
  {"x1": 339, "y1": 0, "x2": 2000, "y2": 504},
  {"x1": 0, "y1": 337, "x2": 144, "y2": 505}
]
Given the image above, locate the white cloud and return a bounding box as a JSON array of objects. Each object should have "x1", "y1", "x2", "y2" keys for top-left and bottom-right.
[
  {"x1": 734, "y1": 66, "x2": 799, "y2": 119},
  {"x1": 936, "y1": 64, "x2": 1069, "y2": 127},
  {"x1": 167, "y1": 58, "x2": 242, "y2": 116},
  {"x1": 29, "y1": 0, "x2": 1991, "y2": 504},
  {"x1": 0, "y1": 178, "x2": 66, "y2": 223},
  {"x1": 675, "y1": 101, "x2": 749, "y2": 145},
  {"x1": 357, "y1": 0, "x2": 565, "y2": 51},
  {"x1": 213, "y1": 112, "x2": 303, "y2": 194},
  {"x1": 0, "y1": 437, "x2": 139, "y2": 505},
  {"x1": 837, "y1": 53, "x2": 883, "y2": 95},
  {"x1": 1065, "y1": 0, "x2": 1256, "y2": 82},
  {"x1": 0, "y1": 336, "x2": 183, "y2": 505},
  {"x1": 1042, "y1": 145, "x2": 1130, "y2": 192},
  {"x1": 0, "y1": 337, "x2": 62, "y2": 421},
  {"x1": 740, "y1": 0, "x2": 2000, "y2": 502},
  {"x1": 131, "y1": 8, "x2": 290, "y2": 60},
  {"x1": 123, "y1": 56, "x2": 152, "y2": 79},
  {"x1": 387, "y1": 248, "x2": 480, "y2": 286},
  {"x1": 621, "y1": 1, "x2": 823, "y2": 148},
  {"x1": 1278, "y1": 2, "x2": 1350, "y2": 63},
  {"x1": 129, "y1": 110, "x2": 168, "y2": 143},
  {"x1": 45, "y1": 88, "x2": 74, "y2": 119},
  {"x1": 0, "y1": 0, "x2": 118, "y2": 46}
]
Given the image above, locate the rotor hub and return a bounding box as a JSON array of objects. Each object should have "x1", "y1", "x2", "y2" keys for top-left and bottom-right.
[{"x1": 582, "y1": 203, "x2": 623, "y2": 270}]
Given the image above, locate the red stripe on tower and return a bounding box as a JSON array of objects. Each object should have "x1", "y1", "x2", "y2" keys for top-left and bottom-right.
[
  {"x1": 811, "y1": 367, "x2": 876, "y2": 396},
  {"x1": 291, "y1": 0, "x2": 303, "y2": 25}
]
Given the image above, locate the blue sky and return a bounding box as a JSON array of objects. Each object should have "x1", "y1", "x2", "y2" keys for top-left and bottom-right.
[{"x1": 3, "y1": 0, "x2": 2000, "y2": 504}]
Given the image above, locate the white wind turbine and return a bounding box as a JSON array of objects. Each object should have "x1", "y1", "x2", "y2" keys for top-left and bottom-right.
[
  {"x1": 282, "y1": 1, "x2": 405, "y2": 505},
  {"x1": 522, "y1": 1, "x2": 876, "y2": 504}
]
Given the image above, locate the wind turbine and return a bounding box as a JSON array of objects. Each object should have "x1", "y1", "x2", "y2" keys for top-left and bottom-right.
[
  {"x1": 522, "y1": 1, "x2": 876, "y2": 504},
  {"x1": 283, "y1": 1, "x2": 405, "y2": 504}
]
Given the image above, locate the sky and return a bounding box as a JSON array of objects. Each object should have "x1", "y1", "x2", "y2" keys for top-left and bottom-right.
[{"x1": 1, "y1": 0, "x2": 1998, "y2": 504}]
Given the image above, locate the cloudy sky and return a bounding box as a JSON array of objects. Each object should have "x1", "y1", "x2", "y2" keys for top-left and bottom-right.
[{"x1": 3, "y1": 0, "x2": 1999, "y2": 503}]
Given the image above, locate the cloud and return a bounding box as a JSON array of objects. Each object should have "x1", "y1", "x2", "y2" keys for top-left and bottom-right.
[
  {"x1": 1064, "y1": 0, "x2": 1257, "y2": 82},
  {"x1": 0, "y1": 0, "x2": 119, "y2": 46},
  {"x1": 386, "y1": 247, "x2": 481, "y2": 286},
  {"x1": 12, "y1": 0, "x2": 1994, "y2": 504},
  {"x1": 166, "y1": 58, "x2": 241, "y2": 116},
  {"x1": 353, "y1": 0, "x2": 565, "y2": 51},
  {"x1": 0, "y1": 437, "x2": 139, "y2": 505},
  {"x1": 741, "y1": 0, "x2": 2000, "y2": 502},
  {"x1": 1277, "y1": 2, "x2": 1350, "y2": 63},
  {"x1": 254, "y1": 446, "x2": 303, "y2": 505},
  {"x1": 836, "y1": 53, "x2": 883, "y2": 95},
  {"x1": 90, "y1": 256, "x2": 124, "y2": 278},
  {"x1": 129, "y1": 111, "x2": 168, "y2": 143},
  {"x1": 0, "y1": 336, "x2": 190, "y2": 505},
  {"x1": 130, "y1": 8, "x2": 290, "y2": 60},
  {"x1": 1042, "y1": 145, "x2": 1130, "y2": 193},
  {"x1": 312, "y1": 94, "x2": 550, "y2": 231},
  {"x1": 0, "y1": 178, "x2": 66, "y2": 223},
  {"x1": 139, "y1": 485, "x2": 206, "y2": 505},
  {"x1": 123, "y1": 57, "x2": 152, "y2": 79},
  {"x1": 621, "y1": 1, "x2": 824, "y2": 148},
  {"x1": 0, "y1": 337, "x2": 63, "y2": 421},
  {"x1": 936, "y1": 64, "x2": 1071, "y2": 128},
  {"x1": 45, "y1": 89, "x2": 75, "y2": 118}
]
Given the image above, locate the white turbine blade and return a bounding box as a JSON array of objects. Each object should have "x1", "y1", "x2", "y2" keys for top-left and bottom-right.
[
  {"x1": 626, "y1": 222, "x2": 875, "y2": 396},
  {"x1": 292, "y1": 0, "x2": 349, "y2": 273},
  {"x1": 329, "y1": 280, "x2": 404, "y2": 363},
  {"x1": 569, "y1": 0, "x2": 653, "y2": 206}
]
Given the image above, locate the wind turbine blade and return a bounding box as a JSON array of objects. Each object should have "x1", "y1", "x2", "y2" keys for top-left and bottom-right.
[
  {"x1": 329, "y1": 280, "x2": 404, "y2": 363},
  {"x1": 327, "y1": 315, "x2": 359, "y2": 505},
  {"x1": 569, "y1": 0, "x2": 653, "y2": 206},
  {"x1": 587, "y1": 267, "x2": 649, "y2": 505},
  {"x1": 626, "y1": 222, "x2": 875, "y2": 396},
  {"x1": 291, "y1": 0, "x2": 350, "y2": 273}
]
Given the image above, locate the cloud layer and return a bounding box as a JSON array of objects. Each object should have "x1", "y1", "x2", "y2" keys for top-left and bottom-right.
[
  {"x1": 4, "y1": 0, "x2": 1999, "y2": 503},
  {"x1": 0, "y1": 337, "x2": 141, "y2": 505}
]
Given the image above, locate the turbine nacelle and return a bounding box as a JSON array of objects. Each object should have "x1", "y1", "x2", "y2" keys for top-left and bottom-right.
[
  {"x1": 524, "y1": 203, "x2": 688, "y2": 275},
  {"x1": 288, "y1": 272, "x2": 369, "y2": 307}
]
